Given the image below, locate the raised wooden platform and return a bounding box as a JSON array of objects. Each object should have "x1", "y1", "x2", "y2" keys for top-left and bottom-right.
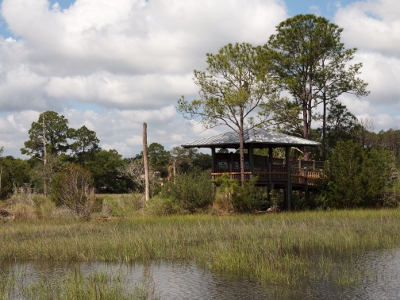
[{"x1": 212, "y1": 153, "x2": 324, "y2": 190}]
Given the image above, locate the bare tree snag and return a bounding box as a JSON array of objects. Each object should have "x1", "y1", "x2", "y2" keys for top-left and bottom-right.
[
  {"x1": 143, "y1": 123, "x2": 150, "y2": 201},
  {"x1": 42, "y1": 112, "x2": 48, "y2": 197}
]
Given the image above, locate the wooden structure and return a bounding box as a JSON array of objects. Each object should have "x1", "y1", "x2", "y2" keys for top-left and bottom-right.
[{"x1": 181, "y1": 129, "x2": 323, "y2": 210}]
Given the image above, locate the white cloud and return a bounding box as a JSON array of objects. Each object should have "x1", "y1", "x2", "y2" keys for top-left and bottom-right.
[
  {"x1": 330, "y1": 0, "x2": 400, "y2": 131},
  {"x1": 352, "y1": 51, "x2": 400, "y2": 107},
  {"x1": 2, "y1": 0, "x2": 400, "y2": 158},
  {"x1": 0, "y1": 0, "x2": 289, "y2": 157},
  {"x1": 335, "y1": 0, "x2": 400, "y2": 56},
  {"x1": 2, "y1": 0, "x2": 286, "y2": 76},
  {"x1": 45, "y1": 72, "x2": 197, "y2": 109}
]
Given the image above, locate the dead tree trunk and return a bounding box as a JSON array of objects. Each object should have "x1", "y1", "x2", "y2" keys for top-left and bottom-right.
[
  {"x1": 143, "y1": 123, "x2": 150, "y2": 201},
  {"x1": 42, "y1": 113, "x2": 48, "y2": 197}
]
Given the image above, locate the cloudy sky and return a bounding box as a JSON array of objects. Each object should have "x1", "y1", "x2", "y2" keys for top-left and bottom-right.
[{"x1": 0, "y1": 0, "x2": 399, "y2": 158}]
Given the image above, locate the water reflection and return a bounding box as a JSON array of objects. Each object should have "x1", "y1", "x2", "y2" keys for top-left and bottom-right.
[
  {"x1": 342, "y1": 248, "x2": 400, "y2": 300},
  {"x1": 2, "y1": 249, "x2": 400, "y2": 300},
  {"x1": 2, "y1": 261, "x2": 274, "y2": 299}
]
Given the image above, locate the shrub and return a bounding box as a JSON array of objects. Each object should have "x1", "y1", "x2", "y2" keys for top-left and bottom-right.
[
  {"x1": 51, "y1": 163, "x2": 94, "y2": 220},
  {"x1": 156, "y1": 172, "x2": 214, "y2": 214},
  {"x1": 323, "y1": 140, "x2": 394, "y2": 208},
  {"x1": 145, "y1": 196, "x2": 181, "y2": 216},
  {"x1": 99, "y1": 193, "x2": 143, "y2": 217},
  {"x1": 216, "y1": 174, "x2": 259, "y2": 213}
]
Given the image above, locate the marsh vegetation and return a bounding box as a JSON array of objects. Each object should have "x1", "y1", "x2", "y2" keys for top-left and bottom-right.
[{"x1": 2, "y1": 210, "x2": 400, "y2": 284}]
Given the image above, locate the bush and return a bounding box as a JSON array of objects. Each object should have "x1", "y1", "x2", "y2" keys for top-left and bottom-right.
[
  {"x1": 51, "y1": 163, "x2": 94, "y2": 220},
  {"x1": 155, "y1": 172, "x2": 214, "y2": 214},
  {"x1": 323, "y1": 140, "x2": 394, "y2": 208},
  {"x1": 145, "y1": 196, "x2": 181, "y2": 216},
  {"x1": 216, "y1": 174, "x2": 259, "y2": 213},
  {"x1": 99, "y1": 193, "x2": 144, "y2": 217}
]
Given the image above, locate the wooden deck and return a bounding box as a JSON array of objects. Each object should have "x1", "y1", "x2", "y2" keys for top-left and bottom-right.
[{"x1": 212, "y1": 159, "x2": 324, "y2": 190}]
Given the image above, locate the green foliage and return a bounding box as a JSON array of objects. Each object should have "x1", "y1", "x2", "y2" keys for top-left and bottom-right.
[
  {"x1": 323, "y1": 140, "x2": 393, "y2": 208},
  {"x1": 68, "y1": 125, "x2": 100, "y2": 167},
  {"x1": 99, "y1": 194, "x2": 143, "y2": 217},
  {"x1": 264, "y1": 14, "x2": 369, "y2": 160},
  {"x1": 178, "y1": 42, "x2": 279, "y2": 182},
  {"x1": 146, "y1": 143, "x2": 171, "y2": 178},
  {"x1": 145, "y1": 196, "x2": 181, "y2": 216},
  {"x1": 21, "y1": 111, "x2": 70, "y2": 157},
  {"x1": 85, "y1": 149, "x2": 132, "y2": 193},
  {"x1": 215, "y1": 173, "x2": 238, "y2": 212},
  {"x1": 170, "y1": 147, "x2": 211, "y2": 174},
  {"x1": 29, "y1": 154, "x2": 65, "y2": 196},
  {"x1": 156, "y1": 172, "x2": 214, "y2": 214},
  {"x1": 0, "y1": 156, "x2": 30, "y2": 199},
  {"x1": 231, "y1": 177, "x2": 259, "y2": 212},
  {"x1": 216, "y1": 174, "x2": 259, "y2": 212}
]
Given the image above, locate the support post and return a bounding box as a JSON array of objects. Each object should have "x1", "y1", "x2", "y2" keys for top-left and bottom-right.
[
  {"x1": 211, "y1": 147, "x2": 216, "y2": 173},
  {"x1": 285, "y1": 146, "x2": 291, "y2": 211},
  {"x1": 268, "y1": 146, "x2": 273, "y2": 184},
  {"x1": 249, "y1": 144, "x2": 254, "y2": 179}
]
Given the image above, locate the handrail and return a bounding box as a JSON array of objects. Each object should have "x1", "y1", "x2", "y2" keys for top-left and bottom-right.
[{"x1": 211, "y1": 167, "x2": 323, "y2": 187}]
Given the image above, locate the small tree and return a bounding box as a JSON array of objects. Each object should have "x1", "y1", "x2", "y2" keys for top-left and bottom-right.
[
  {"x1": 178, "y1": 43, "x2": 279, "y2": 184},
  {"x1": 52, "y1": 163, "x2": 93, "y2": 219},
  {"x1": 118, "y1": 158, "x2": 159, "y2": 194}
]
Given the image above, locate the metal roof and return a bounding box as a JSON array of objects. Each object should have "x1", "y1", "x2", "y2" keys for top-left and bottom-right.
[{"x1": 181, "y1": 128, "x2": 320, "y2": 148}]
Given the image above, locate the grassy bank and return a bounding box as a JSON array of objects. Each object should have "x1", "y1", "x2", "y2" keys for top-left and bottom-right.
[{"x1": 1, "y1": 210, "x2": 400, "y2": 286}]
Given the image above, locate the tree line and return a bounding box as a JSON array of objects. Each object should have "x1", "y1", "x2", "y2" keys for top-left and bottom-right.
[
  {"x1": 1, "y1": 14, "x2": 399, "y2": 212},
  {"x1": 0, "y1": 110, "x2": 212, "y2": 200}
]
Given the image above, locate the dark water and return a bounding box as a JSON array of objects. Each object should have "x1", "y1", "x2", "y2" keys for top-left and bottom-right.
[{"x1": 3, "y1": 248, "x2": 400, "y2": 300}]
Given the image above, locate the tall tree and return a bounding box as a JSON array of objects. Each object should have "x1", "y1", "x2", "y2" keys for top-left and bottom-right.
[
  {"x1": 323, "y1": 102, "x2": 358, "y2": 155},
  {"x1": 21, "y1": 111, "x2": 69, "y2": 158},
  {"x1": 177, "y1": 43, "x2": 278, "y2": 183},
  {"x1": 146, "y1": 142, "x2": 171, "y2": 178},
  {"x1": 21, "y1": 111, "x2": 69, "y2": 196},
  {"x1": 264, "y1": 14, "x2": 369, "y2": 160},
  {"x1": 69, "y1": 125, "x2": 100, "y2": 167}
]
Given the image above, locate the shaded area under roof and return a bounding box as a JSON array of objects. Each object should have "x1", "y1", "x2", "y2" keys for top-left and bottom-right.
[{"x1": 181, "y1": 128, "x2": 320, "y2": 148}]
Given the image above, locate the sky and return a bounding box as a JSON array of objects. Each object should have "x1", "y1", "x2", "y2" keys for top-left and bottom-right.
[{"x1": 0, "y1": 0, "x2": 399, "y2": 158}]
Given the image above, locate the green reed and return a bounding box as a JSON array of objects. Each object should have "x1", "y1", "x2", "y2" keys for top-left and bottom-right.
[
  {"x1": 0, "y1": 267, "x2": 159, "y2": 300},
  {"x1": 1, "y1": 209, "x2": 400, "y2": 286}
]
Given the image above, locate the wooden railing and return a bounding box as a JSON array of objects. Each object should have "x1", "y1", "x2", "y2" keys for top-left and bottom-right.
[
  {"x1": 211, "y1": 167, "x2": 323, "y2": 187},
  {"x1": 291, "y1": 168, "x2": 322, "y2": 186}
]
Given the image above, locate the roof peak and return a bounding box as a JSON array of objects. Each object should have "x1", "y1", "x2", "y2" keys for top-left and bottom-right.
[{"x1": 182, "y1": 128, "x2": 320, "y2": 148}]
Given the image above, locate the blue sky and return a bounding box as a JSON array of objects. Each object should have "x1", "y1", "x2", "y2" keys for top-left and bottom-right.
[{"x1": 0, "y1": 0, "x2": 399, "y2": 158}]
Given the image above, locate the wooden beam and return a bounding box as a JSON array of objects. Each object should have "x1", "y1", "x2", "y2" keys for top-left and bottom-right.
[
  {"x1": 211, "y1": 147, "x2": 215, "y2": 173},
  {"x1": 248, "y1": 144, "x2": 254, "y2": 179},
  {"x1": 285, "y1": 146, "x2": 291, "y2": 211}
]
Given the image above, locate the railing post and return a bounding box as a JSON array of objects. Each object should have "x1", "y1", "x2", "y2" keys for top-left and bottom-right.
[{"x1": 305, "y1": 167, "x2": 308, "y2": 193}]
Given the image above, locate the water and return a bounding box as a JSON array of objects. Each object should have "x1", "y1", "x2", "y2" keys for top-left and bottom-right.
[
  {"x1": 321, "y1": 248, "x2": 400, "y2": 300},
  {"x1": 2, "y1": 248, "x2": 400, "y2": 299}
]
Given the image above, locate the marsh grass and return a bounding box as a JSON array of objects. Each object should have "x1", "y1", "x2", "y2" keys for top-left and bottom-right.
[
  {"x1": 0, "y1": 267, "x2": 159, "y2": 300},
  {"x1": 1, "y1": 210, "x2": 400, "y2": 288}
]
